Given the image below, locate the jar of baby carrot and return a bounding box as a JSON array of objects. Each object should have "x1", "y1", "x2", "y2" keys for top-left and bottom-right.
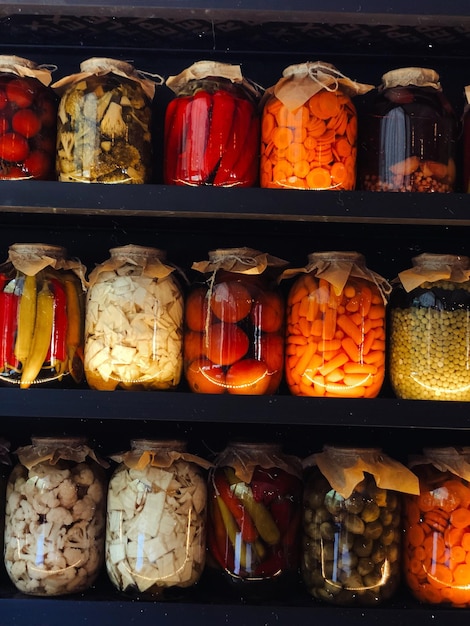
[
  {"x1": 389, "y1": 253, "x2": 470, "y2": 401},
  {"x1": 359, "y1": 67, "x2": 457, "y2": 192},
  {"x1": 207, "y1": 441, "x2": 303, "y2": 599},
  {"x1": 303, "y1": 445, "x2": 419, "y2": 605},
  {"x1": 260, "y1": 61, "x2": 373, "y2": 190},
  {"x1": 184, "y1": 247, "x2": 287, "y2": 395},
  {"x1": 281, "y1": 251, "x2": 391, "y2": 398},
  {"x1": 404, "y1": 447, "x2": 470, "y2": 607},
  {"x1": 164, "y1": 61, "x2": 262, "y2": 187}
]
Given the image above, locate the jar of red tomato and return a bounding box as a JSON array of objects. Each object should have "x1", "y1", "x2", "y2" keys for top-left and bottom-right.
[
  {"x1": 260, "y1": 61, "x2": 373, "y2": 190},
  {"x1": 0, "y1": 243, "x2": 86, "y2": 388},
  {"x1": 302, "y1": 445, "x2": 419, "y2": 605},
  {"x1": 0, "y1": 56, "x2": 58, "y2": 180},
  {"x1": 184, "y1": 247, "x2": 287, "y2": 395},
  {"x1": 207, "y1": 441, "x2": 303, "y2": 597},
  {"x1": 404, "y1": 447, "x2": 470, "y2": 607},
  {"x1": 164, "y1": 61, "x2": 262, "y2": 187},
  {"x1": 282, "y1": 251, "x2": 391, "y2": 398}
]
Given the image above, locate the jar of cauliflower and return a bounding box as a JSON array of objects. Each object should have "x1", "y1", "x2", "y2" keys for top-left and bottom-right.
[
  {"x1": 389, "y1": 253, "x2": 470, "y2": 400},
  {"x1": 84, "y1": 245, "x2": 184, "y2": 391},
  {"x1": 4, "y1": 436, "x2": 108, "y2": 596},
  {"x1": 52, "y1": 57, "x2": 157, "y2": 183},
  {"x1": 105, "y1": 439, "x2": 210, "y2": 599}
]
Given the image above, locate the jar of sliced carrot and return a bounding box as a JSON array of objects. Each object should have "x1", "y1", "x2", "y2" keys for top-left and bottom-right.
[
  {"x1": 302, "y1": 445, "x2": 419, "y2": 606},
  {"x1": 404, "y1": 447, "x2": 470, "y2": 607},
  {"x1": 207, "y1": 441, "x2": 303, "y2": 599},
  {"x1": 389, "y1": 253, "x2": 470, "y2": 401},
  {"x1": 260, "y1": 61, "x2": 373, "y2": 190},
  {"x1": 164, "y1": 61, "x2": 262, "y2": 187},
  {"x1": 184, "y1": 247, "x2": 287, "y2": 395},
  {"x1": 282, "y1": 251, "x2": 391, "y2": 398},
  {"x1": 359, "y1": 67, "x2": 457, "y2": 192}
]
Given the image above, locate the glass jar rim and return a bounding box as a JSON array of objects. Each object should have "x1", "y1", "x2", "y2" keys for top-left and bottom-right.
[
  {"x1": 109, "y1": 244, "x2": 166, "y2": 261},
  {"x1": 9, "y1": 243, "x2": 68, "y2": 259}
]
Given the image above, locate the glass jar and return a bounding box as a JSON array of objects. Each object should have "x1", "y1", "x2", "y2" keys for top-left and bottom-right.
[
  {"x1": 463, "y1": 85, "x2": 470, "y2": 193},
  {"x1": 164, "y1": 60, "x2": 261, "y2": 187},
  {"x1": 4, "y1": 436, "x2": 107, "y2": 596},
  {"x1": 105, "y1": 439, "x2": 209, "y2": 599},
  {"x1": 0, "y1": 55, "x2": 58, "y2": 180},
  {"x1": 260, "y1": 61, "x2": 372, "y2": 190},
  {"x1": 283, "y1": 251, "x2": 390, "y2": 398},
  {"x1": 302, "y1": 446, "x2": 419, "y2": 606},
  {"x1": 184, "y1": 247, "x2": 287, "y2": 395},
  {"x1": 0, "y1": 243, "x2": 86, "y2": 388},
  {"x1": 0, "y1": 438, "x2": 10, "y2": 582},
  {"x1": 403, "y1": 447, "x2": 470, "y2": 607},
  {"x1": 207, "y1": 442, "x2": 302, "y2": 597},
  {"x1": 84, "y1": 245, "x2": 184, "y2": 391},
  {"x1": 359, "y1": 67, "x2": 457, "y2": 192},
  {"x1": 389, "y1": 253, "x2": 470, "y2": 400},
  {"x1": 53, "y1": 57, "x2": 156, "y2": 183}
]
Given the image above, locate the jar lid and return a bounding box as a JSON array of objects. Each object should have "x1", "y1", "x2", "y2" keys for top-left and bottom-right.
[
  {"x1": 307, "y1": 250, "x2": 365, "y2": 264},
  {"x1": 381, "y1": 67, "x2": 440, "y2": 89},
  {"x1": 412, "y1": 252, "x2": 470, "y2": 270},
  {"x1": 130, "y1": 439, "x2": 186, "y2": 452},
  {"x1": 9, "y1": 243, "x2": 67, "y2": 259},
  {"x1": 31, "y1": 435, "x2": 88, "y2": 447},
  {"x1": 0, "y1": 55, "x2": 37, "y2": 70},
  {"x1": 80, "y1": 57, "x2": 136, "y2": 75},
  {"x1": 109, "y1": 244, "x2": 166, "y2": 262}
]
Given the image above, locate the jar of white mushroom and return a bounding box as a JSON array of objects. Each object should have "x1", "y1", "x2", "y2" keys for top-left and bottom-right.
[
  {"x1": 4, "y1": 436, "x2": 108, "y2": 596},
  {"x1": 84, "y1": 245, "x2": 184, "y2": 391},
  {"x1": 105, "y1": 439, "x2": 210, "y2": 599}
]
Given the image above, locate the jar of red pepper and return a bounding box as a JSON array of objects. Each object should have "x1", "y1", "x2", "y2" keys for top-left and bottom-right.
[
  {"x1": 0, "y1": 243, "x2": 86, "y2": 388},
  {"x1": 184, "y1": 247, "x2": 287, "y2": 395},
  {"x1": 404, "y1": 447, "x2": 470, "y2": 607},
  {"x1": 0, "y1": 55, "x2": 58, "y2": 180},
  {"x1": 164, "y1": 61, "x2": 262, "y2": 187},
  {"x1": 207, "y1": 441, "x2": 303, "y2": 597}
]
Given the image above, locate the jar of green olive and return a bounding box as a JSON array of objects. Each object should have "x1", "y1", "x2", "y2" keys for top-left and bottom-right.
[
  {"x1": 389, "y1": 253, "x2": 470, "y2": 400},
  {"x1": 301, "y1": 445, "x2": 419, "y2": 606}
]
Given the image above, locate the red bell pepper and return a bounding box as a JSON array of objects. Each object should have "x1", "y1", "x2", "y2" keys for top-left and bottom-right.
[
  {"x1": 205, "y1": 89, "x2": 236, "y2": 180},
  {"x1": 184, "y1": 90, "x2": 212, "y2": 184},
  {"x1": 231, "y1": 111, "x2": 260, "y2": 186},
  {"x1": 213, "y1": 469, "x2": 259, "y2": 543},
  {"x1": 0, "y1": 292, "x2": 19, "y2": 372},
  {"x1": 164, "y1": 97, "x2": 188, "y2": 184},
  {"x1": 48, "y1": 277, "x2": 68, "y2": 365}
]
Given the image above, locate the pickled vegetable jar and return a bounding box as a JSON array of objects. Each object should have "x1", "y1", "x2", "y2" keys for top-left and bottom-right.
[
  {"x1": 359, "y1": 67, "x2": 457, "y2": 192},
  {"x1": 389, "y1": 253, "x2": 470, "y2": 400},
  {"x1": 4, "y1": 436, "x2": 108, "y2": 596},
  {"x1": 53, "y1": 57, "x2": 157, "y2": 183},
  {"x1": 463, "y1": 85, "x2": 470, "y2": 193},
  {"x1": 0, "y1": 55, "x2": 58, "y2": 180},
  {"x1": 207, "y1": 442, "x2": 302, "y2": 595},
  {"x1": 106, "y1": 439, "x2": 210, "y2": 598},
  {"x1": 283, "y1": 251, "x2": 391, "y2": 398},
  {"x1": 184, "y1": 247, "x2": 287, "y2": 395},
  {"x1": 404, "y1": 447, "x2": 470, "y2": 607},
  {"x1": 302, "y1": 445, "x2": 419, "y2": 605},
  {"x1": 260, "y1": 61, "x2": 373, "y2": 190},
  {"x1": 84, "y1": 245, "x2": 184, "y2": 391},
  {"x1": 164, "y1": 61, "x2": 261, "y2": 187},
  {"x1": 0, "y1": 243, "x2": 86, "y2": 388}
]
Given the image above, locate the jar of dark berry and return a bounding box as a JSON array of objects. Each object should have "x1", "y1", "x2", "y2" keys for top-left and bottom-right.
[
  {"x1": 359, "y1": 67, "x2": 457, "y2": 193},
  {"x1": 0, "y1": 56, "x2": 58, "y2": 180}
]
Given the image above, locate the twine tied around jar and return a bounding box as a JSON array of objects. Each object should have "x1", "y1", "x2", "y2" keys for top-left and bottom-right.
[{"x1": 192, "y1": 247, "x2": 288, "y2": 276}]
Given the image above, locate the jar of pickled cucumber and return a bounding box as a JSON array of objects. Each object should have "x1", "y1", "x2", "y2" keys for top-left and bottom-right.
[
  {"x1": 84, "y1": 244, "x2": 184, "y2": 391},
  {"x1": 164, "y1": 60, "x2": 262, "y2": 187},
  {"x1": 389, "y1": 253, "x2": 470, "y2": 400},
  {"x1": 106, "y1": 439, "x2": 210, "y2": 599},
  {"x1": 281, "y1": 251, "x2": 391, "y2": 398},
  {"x1": 359, "y1": 67, "x2": 457, "y2": 192},
  {"x1": 0, "y1": 243, "x2": 86, "y2": 388},
  {"x1": 302, "y1": 445, "x2": 419, "y2": 606},
  {"x1": 53, "y1": 57, "x2": 158, "y2": 183},
  {"x1": 260, "y1": 61, "x2": 373, "y2": 190},
  {"x1": 404, "y1": 447, "x2": 470, "y2": 607},
  {"x1": 207, "y1": 441, "x2": 303, "y2": 598},
  {"x1": 4, "y1": 436, "x2": 108, "y2": 596},
  {"x1": 0, "y1": 55, "x2": 58, "y2": 180},
  {"x1": 184, "y1": 247, "x2": 287, "y2": 395}
]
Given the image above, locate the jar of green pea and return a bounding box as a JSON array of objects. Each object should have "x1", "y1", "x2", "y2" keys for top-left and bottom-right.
[{"x1": 389, "y1": 253, "x2": 470, "y2": 400}]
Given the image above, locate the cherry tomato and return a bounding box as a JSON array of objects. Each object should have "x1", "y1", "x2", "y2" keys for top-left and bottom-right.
[
  {"x1": 12, "y1": 109, "x2": 41, "y2": 138},
  {"x1": 0, "y1": 132, "x2": 29, "y2": 162},
  {"x1": 6, "y1": 78, "x2": 34, "y2": 108},
  {"x1": 23, "y1": 150, "x2": 51, "y2": 178}
]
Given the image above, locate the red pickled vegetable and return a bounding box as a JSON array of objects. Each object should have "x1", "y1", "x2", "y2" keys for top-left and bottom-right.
[
  {"x1": 213, "y1": 97, "x2": 253, "y2": 185},
  {"x1": 0, "y1": 292, "x2": 19, "y2": 371},
  {"x1": 48, "y1": 277, "x2": 68, "y2": 364},
  {"x1": 205, "y1": 89, "x2": 236, "y2": 177},
  {"x1": 213, "y1": 470, "x2": 259, "y2": 543},
  {"x1": 185, "y1": 90, "x2": 212, "y2": 183},
  {"x1": 163, "y1": 97, "x2": 185, "y2": 184}
]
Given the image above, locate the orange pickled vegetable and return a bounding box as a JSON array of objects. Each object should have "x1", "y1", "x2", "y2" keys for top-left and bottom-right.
[
  {"x1": 260, "y1": 88, "x2": 358, "y2": 190},
  {"x1": 285, "y1": 273, "x2": 385, "y2": 398},
  {"x1": 404, "y1": 474, "x2": 470, "y2": 607}
]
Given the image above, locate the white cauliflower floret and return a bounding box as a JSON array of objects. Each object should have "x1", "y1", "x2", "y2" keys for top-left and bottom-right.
[
  {"x1": 47, "y1": 506, "x2": 73, "y2": 527},
  {"x1": 73, "y1": 464, "x2": 95, "y2": 487},
  {"x1": 63, "y1": 546, "x2": 83, "y2": 567},
  {"x1": 72, "y1": 495, "x2": 95, "y2": 522},
  {"x1": 64, "y1": 520, "x2": 88, "y2": 548},
  {"x1": 56, "y1": 479, "x2": 78, "y2": 509},
  {"x1": 86, "y1": 480, "x2": 104, "y2": 504}
]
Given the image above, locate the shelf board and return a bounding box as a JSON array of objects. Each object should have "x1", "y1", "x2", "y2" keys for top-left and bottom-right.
[{"x1": 0, "y1": 182, "x2": 469, "y2": 226}]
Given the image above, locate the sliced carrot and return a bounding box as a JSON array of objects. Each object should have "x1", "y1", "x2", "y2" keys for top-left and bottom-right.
[
  {"x1": 271, "y1": 126, "x2": 294, "y2": 150},
  {"x1": 408, "y1": 523, "x2": 425, "y2": 548},
  {"x1": 261, "y1": 112, "x2": 276, "y2": 143},
  {"x1": 453, "y1": 563, "x2": 470, "y2": 585},
  {"x1": 306, "y1": 167, "x2": 331, "y2": 189},
  {"x1": 451, "y1": 508, "x2": 470, "y2": 529}
]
